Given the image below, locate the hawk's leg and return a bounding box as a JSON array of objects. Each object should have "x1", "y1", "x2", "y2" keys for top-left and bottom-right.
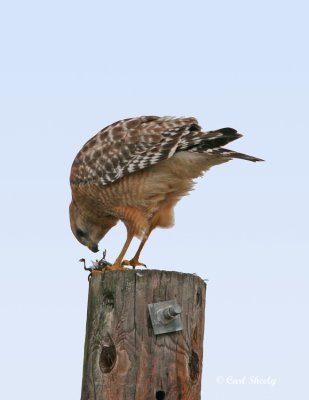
[
  {"x1": 111, "y1": 230, "x2": 135, "y2": 270},
  {"x1": 122, "y1": 230, "x2": 152, "y2": 269}
]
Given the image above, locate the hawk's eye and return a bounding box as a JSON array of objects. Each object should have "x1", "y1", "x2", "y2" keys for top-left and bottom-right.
[{"x1": 76, "y1": 228, "x2": 86, "y2": 238}]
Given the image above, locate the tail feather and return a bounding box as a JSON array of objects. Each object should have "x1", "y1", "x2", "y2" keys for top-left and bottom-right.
[
  {"x1": 181, "y1": 127, "x2": 242, "y2": 151},
  {"x1": 208, "y1": 147, "x2": 264, "y2": 162},
  {"x1": 183, "y1": 127, "x2": 263, "y2": 162},
  {"x1": 199, "y1": 127, "x2": 243, "y2": 149}
]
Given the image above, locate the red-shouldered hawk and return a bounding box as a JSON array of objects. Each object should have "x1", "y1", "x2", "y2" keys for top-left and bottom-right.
[{"x1": 70, "y1": 116, "x2": 262, "y2": 269}]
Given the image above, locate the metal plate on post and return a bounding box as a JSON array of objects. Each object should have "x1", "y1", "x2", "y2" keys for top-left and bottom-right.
[{"x1": 148, "y1": 299, "x2": 183, "y2": 335}]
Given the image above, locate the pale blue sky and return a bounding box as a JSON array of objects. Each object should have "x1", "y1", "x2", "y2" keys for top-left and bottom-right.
[{"x1": 0, "y1": 1, "x2": 308, "y2": 399}]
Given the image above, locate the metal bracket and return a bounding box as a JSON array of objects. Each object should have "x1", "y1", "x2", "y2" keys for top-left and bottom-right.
[{"x1": 148, "y1": 299, "x2": 183, "y2": 335}]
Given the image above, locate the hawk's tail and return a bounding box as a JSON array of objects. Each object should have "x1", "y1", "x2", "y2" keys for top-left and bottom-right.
[
  {"x1": 193, "y1": 127, "x2": 264, "y2": 162},
  {"x1": 208, "y1": 147, "x2": 264, "y2": 162}
]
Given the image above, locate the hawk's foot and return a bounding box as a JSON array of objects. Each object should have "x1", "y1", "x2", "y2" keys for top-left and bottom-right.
[
  {"x1": 105, "y1": 264, "x2": 130, "y2": 271},
  {"x1": 122, "y1": 258, "x2": 147, "y2": 269}
]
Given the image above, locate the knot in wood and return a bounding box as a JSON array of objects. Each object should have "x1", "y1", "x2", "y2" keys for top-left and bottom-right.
[
  {"x1": 196, "y1": 288, "x2": 202, "y2": 307},
  {"x1": 103, "y1": 292, "x2": 114, "y2": 311},
  {"x1": 189, "y1": 350, "x2": 200, "y2": 383},
  {"x1": 99, "y1": 338, "x2": 116, "y2": 374},
  {"x1": 156, "y1": 390, "x2": 166, "y2": 400}
]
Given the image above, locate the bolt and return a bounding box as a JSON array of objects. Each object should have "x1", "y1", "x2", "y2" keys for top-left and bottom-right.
[{"x1": 163, "y1": 304, "x2": 182, "y2": 321}]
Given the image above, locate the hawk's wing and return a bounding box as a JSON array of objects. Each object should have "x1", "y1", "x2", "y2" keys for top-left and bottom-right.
[
  {"x1": 70, "y1": 115, "x2": 262, "y2": 186},
  {"x1": 70, "y1": 116, "x2": 201, "y2": 185}
]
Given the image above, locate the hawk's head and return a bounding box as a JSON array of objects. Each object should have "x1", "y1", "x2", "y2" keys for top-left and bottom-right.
[{"x1": 69, "y1": 201, "x2": 118, "y2": 252}]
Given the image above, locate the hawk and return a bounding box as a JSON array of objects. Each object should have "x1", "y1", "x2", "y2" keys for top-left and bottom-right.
[{"x1": 70, "y1": 116, "x2": 262, "y2": 269}]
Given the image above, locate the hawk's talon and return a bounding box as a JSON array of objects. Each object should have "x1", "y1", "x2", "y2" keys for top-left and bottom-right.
[
  {"x1": 106, "y1": 265, "x2": 130, "y2": 271},
  {"x1": 122, "y1": 259, "x2": 147, "y2": 269}
]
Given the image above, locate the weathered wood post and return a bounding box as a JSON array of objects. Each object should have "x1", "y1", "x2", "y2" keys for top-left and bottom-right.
[{"x1": 81, "y1": 269, "x2": 206, "y2": 400}]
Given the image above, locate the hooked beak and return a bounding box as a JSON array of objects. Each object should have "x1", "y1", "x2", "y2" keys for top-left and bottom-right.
[{"x1": 88, "y1": 244, "x2": 99, "y2": 253}]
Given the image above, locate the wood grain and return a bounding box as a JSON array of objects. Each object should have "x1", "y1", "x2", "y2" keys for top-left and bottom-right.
[{"x1": 81, "y1": 269, "x2": 206, "y2": 400}]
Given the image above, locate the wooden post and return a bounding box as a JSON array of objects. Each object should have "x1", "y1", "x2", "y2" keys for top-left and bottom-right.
[{"x1": 81, "y1": 269, "x2": 206, "y2": 400}]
